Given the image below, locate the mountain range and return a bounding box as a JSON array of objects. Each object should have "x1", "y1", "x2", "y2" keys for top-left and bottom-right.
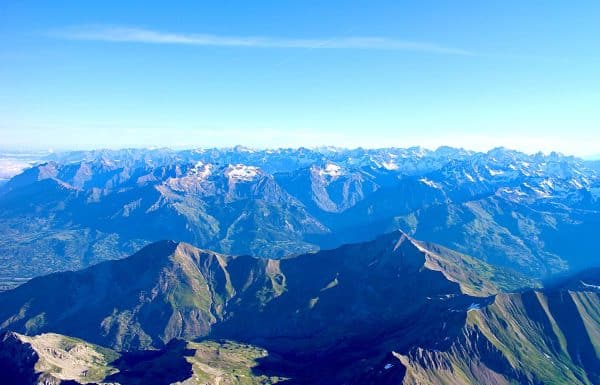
[
  {"x1": 0, "y1": 146, "x2": 598, "y2": 285},
  {"x1": 0, "y1": 146, "x2": 599, "y2": 384},
  {"x1": 0, "y1": 232, "x2": 597, "y2": 384}
]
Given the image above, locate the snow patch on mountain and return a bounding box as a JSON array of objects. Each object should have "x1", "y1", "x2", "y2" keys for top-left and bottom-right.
[
  {"x1": 463, "y1": 172, "x2": 476, "y2": 183},
  {"x1": 486, "y1": 166, "x2": 504, "y2": 176},
  {"x1": 381, "y1": 161, "x2": 399, "y2": 170},
  {"x1": 419, "y1": 178, "x2": 442, "y2": 189},
  {"x1": 225, "y1": 164, "x2": 260, "y2": 181},
  {"x1": 318, "y1": 163, "x2": 343, "y2": 177},
  {"x1": 580, "y1": 281, "x2": 600, "y2": 290},
  {"x1": 540, "y1": 179, "x2": 554, "y2": 190},
  {"x1": 496, "y1": 187, "x2": 528, "y2": 202},
  {"x1": 523, "y1": 182, "x2": 552, "y2": 198},
  {"x1": 570, "y1": 179, "x2": 583, "y2": 189},
  {"x1": 189, "y1": 161, "x2": 213, "y2": 180}
]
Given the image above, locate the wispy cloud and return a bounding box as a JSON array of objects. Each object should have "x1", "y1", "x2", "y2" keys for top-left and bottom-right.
[{"x1": 50, "y1": 25, "x2": 471, "y2": 55}]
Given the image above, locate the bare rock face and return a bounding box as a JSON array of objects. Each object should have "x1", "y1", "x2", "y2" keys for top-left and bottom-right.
[
  {"x1": 0, "y1": 331, "x2": 40, "y2": 384},
  {"x1": 0, "y1": 332, "x2": 78, "y2": 385},
  {"x1": 0, "y1": 331, "x2": 123, "y2": 385}
]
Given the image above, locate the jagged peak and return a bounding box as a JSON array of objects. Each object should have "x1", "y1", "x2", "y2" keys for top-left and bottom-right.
[
  {"x1": 368, "y1": 229, "x2": 419, "y2": 251},
  {"x1": 130, "y1": 240, "x2": 225, "y2": 266},
  {"x1": 172, "y1": 241, "x2": 227, "y2": 264}
]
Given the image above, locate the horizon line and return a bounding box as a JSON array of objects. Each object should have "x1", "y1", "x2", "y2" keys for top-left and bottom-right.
[{"x1": 0, "y1": 144, "x2": 589, "y2": 159}]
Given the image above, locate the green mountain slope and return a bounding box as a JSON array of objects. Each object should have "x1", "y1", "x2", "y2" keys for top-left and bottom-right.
[
  {"x1": 2, "y1": 234, "x2": 596, "y2": 384},
  {"x1": 0, "y1": 231, "x2": 528, "y2": 352},
  {"x1": 393, "y1": 284, "x2": 600, "y2": 385},
  {"x1": 394, "y1": 195, "x2": 600, "y2": 277}
]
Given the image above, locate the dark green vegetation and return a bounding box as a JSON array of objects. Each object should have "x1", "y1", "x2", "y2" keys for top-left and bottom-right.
[
  {"x1": 1, "y1": 147, "x2": 599, "y2": 282},
  {"x1": 0, "y1": 233, "x2": 597, "y2": 384}
]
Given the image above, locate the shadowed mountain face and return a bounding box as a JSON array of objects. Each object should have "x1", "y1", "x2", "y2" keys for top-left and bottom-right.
[
  {"x1": 0, "y1": 235, "x2": 597, "y2": 384},
  {"x1": 0, "y1": 231, "x2": 496, "y2": 352},
  {"x1": 1, "y1": 147, "x2": 599, "y2": 283}
]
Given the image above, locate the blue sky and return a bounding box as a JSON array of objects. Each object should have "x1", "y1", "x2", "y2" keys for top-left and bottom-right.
[{"x1": 1, "y1": 1, "x2": 599, "y2": 155}]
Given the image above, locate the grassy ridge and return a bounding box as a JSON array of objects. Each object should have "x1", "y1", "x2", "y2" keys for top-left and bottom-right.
[{"x1": 398, "y1": 287, "x2": 600, "y2": 385}]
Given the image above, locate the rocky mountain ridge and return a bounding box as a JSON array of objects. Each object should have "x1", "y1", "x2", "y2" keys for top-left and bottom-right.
[
  {"x1": 0, "y1": 233, "x2": 596, "y2": 384},
  {"x1": 1, "y1": 146, "x2": 598, "y2": 282}
]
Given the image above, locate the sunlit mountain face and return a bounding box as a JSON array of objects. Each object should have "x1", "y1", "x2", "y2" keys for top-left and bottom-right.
[
  {"x1": 0, "y1": 232, "x2": 597, "y2": 385},
  {"x1": 0, "y1": 147, "x2": 600, "y2": 385},
  {"x1": 0, "y1": 146, "x2": 598, "y2": 385},
  {"x1": 0, "y1": 147, "x2": 598, "y2": 282}
]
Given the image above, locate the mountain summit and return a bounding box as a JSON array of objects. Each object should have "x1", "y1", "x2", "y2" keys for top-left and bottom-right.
[{"x1": 0, "y1": 231, "x2": 509, "y2": 351}]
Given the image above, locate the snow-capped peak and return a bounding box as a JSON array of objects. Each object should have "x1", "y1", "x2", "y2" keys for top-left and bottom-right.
[
  {"x1": 318, "y1": 163, "x2": 343, "y2": 177},
  {"x1": 380, "y1": 160, "x2": 399, "y2": 170},
  {"x1": 225, "y1": 164, "x2": 260, "y2": 181},
  {"x1": 189, "y1": 161, "x2": 212, "y2": 179}
]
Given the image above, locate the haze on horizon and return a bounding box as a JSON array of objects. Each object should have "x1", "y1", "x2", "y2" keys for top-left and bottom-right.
[{"x1": 2, "y1": 2, "x2": 599, "y2": 157}]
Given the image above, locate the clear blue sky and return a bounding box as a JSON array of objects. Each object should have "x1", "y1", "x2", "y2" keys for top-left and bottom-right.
[{"x1": 1, "y1": 1, "x2": 599, "y2": 155}]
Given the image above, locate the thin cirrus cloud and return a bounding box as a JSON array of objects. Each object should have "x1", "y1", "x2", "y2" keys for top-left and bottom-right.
[{"x1": 50, "y1": 25, "x2": 472, "y2": 55}]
